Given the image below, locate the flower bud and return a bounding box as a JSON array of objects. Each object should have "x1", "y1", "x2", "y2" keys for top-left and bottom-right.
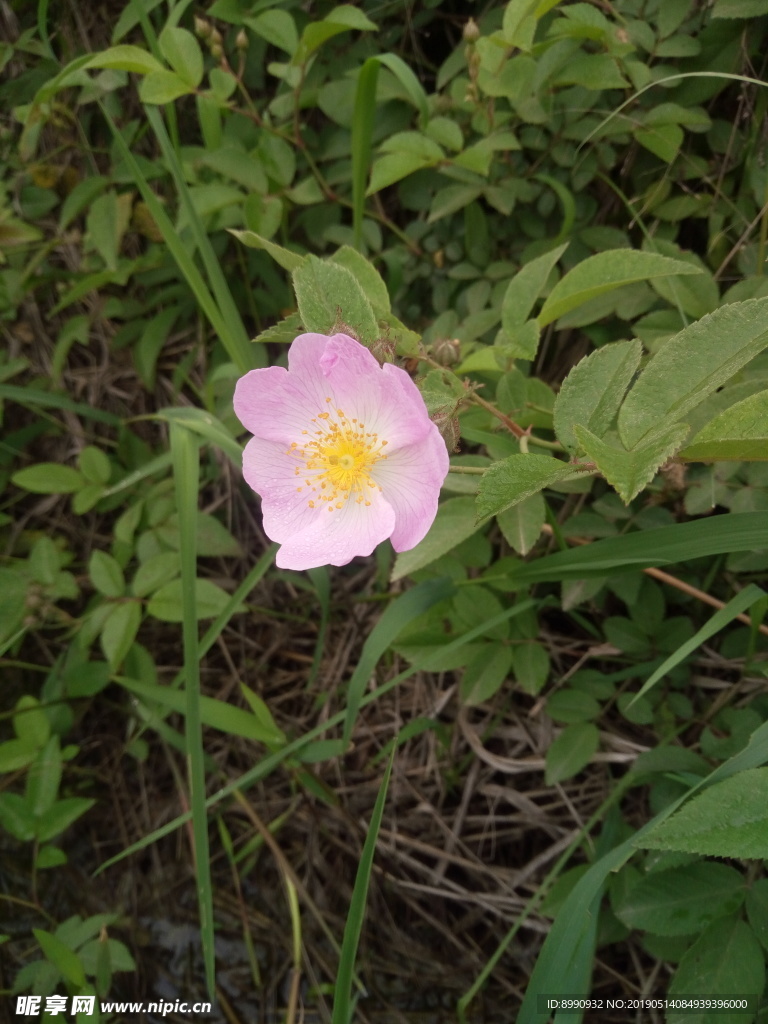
[
  {"x1": 431, "y1": 337, "x2": 460, "y2": 367},
  {"x1": 463, "y1": 18, "x2": 480, "y2": 42},
  {"x1": 194, "y1": 16, "x2": 211, "y2": 38},
  {"x1": 210, "y1": 42, "x2": 224, "y2": 60},
  {"x1": 235, "y1": 28, "x2": 248, "y2": 50}
]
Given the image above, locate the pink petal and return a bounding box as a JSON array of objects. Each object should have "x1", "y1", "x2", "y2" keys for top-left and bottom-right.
[
  {"x1": 371, "y1": 430, "x2": 449, "y2": 551},
  {"x1": 275, "y1": 489, "x2": 396, "y2": 570}
]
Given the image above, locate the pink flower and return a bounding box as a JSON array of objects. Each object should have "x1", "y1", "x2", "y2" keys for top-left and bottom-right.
[{"x1": 234, "y1": 332, "x2": 449, "y2": 570}]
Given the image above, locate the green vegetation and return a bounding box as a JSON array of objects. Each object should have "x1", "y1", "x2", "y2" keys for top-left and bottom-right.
[{"x1": 2, "y1": 0, "x2": 768, "y2": 1020}]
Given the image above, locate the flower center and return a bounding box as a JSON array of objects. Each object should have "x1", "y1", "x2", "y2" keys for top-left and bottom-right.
[{"x1": 288, "y1": 399, "x2": 388, "y2": 511}]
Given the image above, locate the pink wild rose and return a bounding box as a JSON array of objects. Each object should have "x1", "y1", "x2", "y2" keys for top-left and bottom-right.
[{"x1": 233, "y1": 332, "x2": 449, "y2": 570}]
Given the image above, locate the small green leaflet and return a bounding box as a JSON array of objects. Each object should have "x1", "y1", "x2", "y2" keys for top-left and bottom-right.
[
  {"x1": 679, "y1": 389, "x2": 768, "y2": 461},
  {"x1": 476, "y1": 454, "x2": 581, "y2": 522},
  {"x1": 574, "y1": 422, "x2": 688, "y2": 503}
]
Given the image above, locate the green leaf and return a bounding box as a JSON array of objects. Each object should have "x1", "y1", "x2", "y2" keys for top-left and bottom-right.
[
  {"x1": 78, "y1": 446, "x2": 111, "y2": 485},
  {"x1": 545, "y1": 722, "x2": 599, "y2": 784},
  {"x1": 26, "y1": 736, "x2": 62, "y2": 817},
  {"x1": 244, "y1": 10, "x2": 298, "y2": 54},
  {"x1": 14, "y1": 696, "x2": 50, "y2": 746},
  {"x1": 554, "y1": 340, "x2": 642, "y2": 455},
  {"x1": 614, "y1": 862, "x2": 745, "y2": 936},
  {"x1": 461, "y1": 645, "x2": 513, "y2": 705},
  {"x1": 118, "y1": 677, "x2": 285, "y2": 745},
  {"x1": 132, "y1": 552, "x2": 181, "y2": 597},
  {"x1": 574, "y1": 422, "x2": 688, "y2": 504},
  {"x1": 0, "y1": 793, "x2": 35, "y2": 840},
  {"x1": 512, "y1": 641, "x2": 550, "y2": 696},
  {"x1": 231, "y1": 230, "x2": 303, "y2": 272},
  {"x1": 476, "y1": 454, "x2": 579, "y2": 522},
  {"x1": 29, "y1": 537, "x2": 61, "y2": 585},
  {"x1": 139, "y1": 69, "x2": 195, "y2": 104},
  {"x1": 713, "y1": 0, "x2": 768, "y2": 16},
  {"x1": 158, "y1": 26, "x2": 203, "y2": 87},
  {"x1": 537, "y1": 250, "x2": 701, "y2": 327},
  {"x1": 100, "y1": 601, "x2": 141, "y2": 670},
  {"x1": 746, "y1": 880, "x2": 768, "y2": 953},
  {"x1": 12, "y1": 463, "x2": 84, "y2": 494},
  {"x1": 634, "y1": 122, "x2": 684, "y2": 162},
  {"x1": 497, "y1": 493, "x2": 545, "y2": 555},
  {"x1": 86, "y1": 191, "x2": 119, "y2": 271},
  {"x1": 89, "y1": 550, "x2": 125, "y2": 598},
  {"x1": 297, "y1": 5, "x2": 376, "y2": 61},
  {"x1": 84, "y1": 44, "x2": 164, "y2": 75},
  {"x1": 679, "y1": 390, "x2": 768, "y2": 461},
  {"x1": 33, "y1": 928, "x2": 87, "y2": 988},
  {"x1": 367, "y1": 151, "x2": 435, "y2": 195},
  {"x1": 668, "y1": 918, "x2": 764, "y2": 1024},
  {"x1": 330, "y1": 246, "x2": 391, "y2": 315},
  {"x1": 147, "y1": 578, "x2": 239, "y2": 622},
  {"x1": 36, "y1": 797, "x2": 95, "y2": 843},
  {"x1": 502, "y1": 0, "x2": 543, "y2": 48},
  {"x1": 391, "y1": 497, "x2": 480, "y2": 581},
  {"x1": 639, "y1": 769, "x2": 768, "y2": 859},
  {"x1": 292, "y1": 255, "x2": 378, "y2": 345},
  {"x1": 376, "y1": 52, "x2": 430, "y2": 126},
  {"x1": 618, "y1": 298, "x2": 768, "y2": 449},
  {"x1": 502, "y1": 243, "x2": 569, "y2": 331}
]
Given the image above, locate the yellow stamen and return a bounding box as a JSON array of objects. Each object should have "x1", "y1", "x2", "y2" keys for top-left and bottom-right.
[{"x1": 285, "y1": 400, "x2": 388, "y2": 511}]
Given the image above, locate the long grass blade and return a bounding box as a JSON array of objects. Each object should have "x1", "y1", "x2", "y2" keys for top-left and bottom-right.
[
  {"x1": 100, "y1": 106, "x2": 254, "y2": 374},
  {"x1": 512, "y1": 512, "x2": 768, "y2": 583},
  {"x1": 351, "y1": 58, "x2": 380, "y2": 252},
  {"x1": 628, "y1": 583, "x2": 766, "y2": 706},
  {"x1": 331, "y1": 749, "x2": 394, "y2": 1024},
  {"x1": 145, "y1": 106, "x2": 256, "y2": 371},
  {"x1": 170, "y1": 423, "x2": 215, "y2": 998}
]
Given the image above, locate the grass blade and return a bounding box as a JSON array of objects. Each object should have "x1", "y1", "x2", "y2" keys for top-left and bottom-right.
[
  {"x1": 512, "y1": 512, "x2": 768, "y2": 582},
  {"x1": 170, "y1": 423, "x2": 215, "y2": 998},
  {"x1": 332, "y1": 749, "x2": 395, "y2": 1024},
  {"x1": 100, "y1": 106, "x2": 254, "y2": 374},
  {"x1": 351, "y1": 58, "x2": 380, "y2": 251},
  {"x1": 629, "y1": 583, "x2": 766, "y2": 706},
  {"x1": 145, "y1": 106, "x2": 257, "y2": 371}
]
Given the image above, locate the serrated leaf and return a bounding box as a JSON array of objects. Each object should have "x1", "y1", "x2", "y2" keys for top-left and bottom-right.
[
  {"x1": 502, "y1": 243, "x2": 569, "y2": 331},
  {"x1": 476, "y1": 454, "x2": 579, "y2": 522},
  {"x1": 292, "y1": 255, "x2": 378, "y2": 345},
  {"x1": 554, "y1": 340, "x2": 642, "y2": 454},
  {"x1": 391, "y1": 497, "x2": 480, "y2": 581},
  {"x1": 330, "y1": 246, "x2": 391, "y2": 314},
  {"x1": 574, "y1": 422, "x2": 688, "y2": 504},
  {"x1": 545, "y1": 722, "x2": 599, "y2": 784},
  {"x1": 497, "y1": 492, "x2": 545, "y2": 555},
  {"x1": 89, "y1": 550, "x2": 125, "y2": 598},
  {"x1": 667, "y1": 918, "x2": 764, "y2": 1024},
  {"x1": 158, "y1": 26, "x2": 203, "y2": 88},
  {"x1": 537, "y1": 250, "x2": 701, "y2": 327},
  {"x1": 146, "y1": 578, "x2": 239, "y2": 622},
  {"x1": 253, "y1": 313, "x2": 303, "y2": 346},
  {"x1": 618, "y1": 298, "x2": 768, "y2": 449},
  {"x1": 613, "y1": 862, "x2": 745, "y2": 936},
  {"x1": 679, "y1": 390, "x2": 768, "y2": 461},
  {"x1": 640, "y1": 769, "x2": 768, "y2": 859},
  {"x1": 12, "y1": 464, "x2": 84, "y2": 494},
  {"x1": 229, "y1": 229, "x2": 305, "y2": 272}
]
